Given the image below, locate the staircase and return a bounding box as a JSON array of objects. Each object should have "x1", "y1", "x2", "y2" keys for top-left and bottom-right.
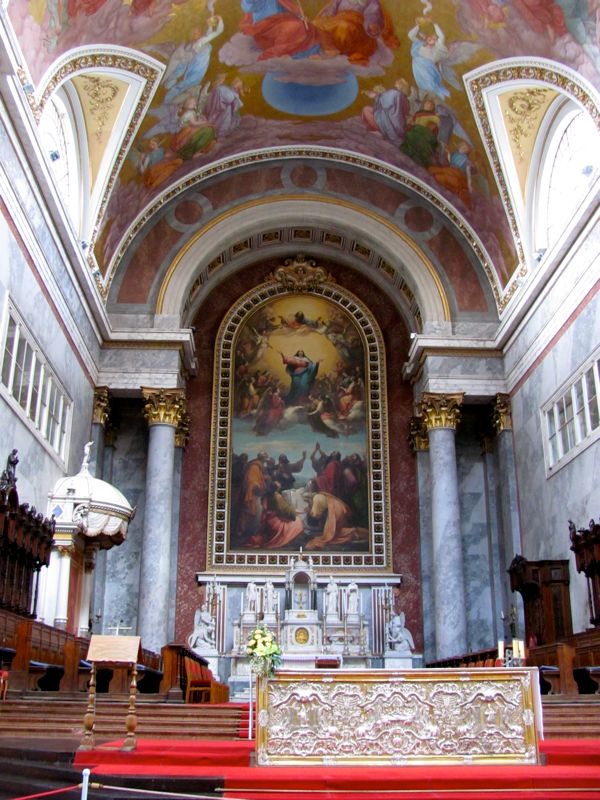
[
  {"x1": 541, "y1": 694, "x2": 600, "y2": 738},
  {"x1": 0, "y1": 692, "x2": 249, "y2": 741}
]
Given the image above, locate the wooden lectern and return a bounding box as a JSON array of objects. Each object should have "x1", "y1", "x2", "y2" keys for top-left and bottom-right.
[{"x1": 79, "y1": 635, "x2": 142, "y2": 751}]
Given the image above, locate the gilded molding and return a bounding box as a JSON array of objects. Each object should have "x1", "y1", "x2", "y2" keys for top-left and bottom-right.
[
  {"x1": 270, "y1": 254, "x2": 333, "y2": 292},
  {"x1": 504, "y1": 88, "x2": 552, "y2": 162},
  {"x1": 466, "y1": 61, "x2": 600, "y2": 312},
  {"x1": 80, "y1": 75, "x2": 121, "y2": 143},
  {"x1": 92, "y1": 386, "x2": 110, "y2": 427},
  {"x1": 408, "y1": 416, "x2": 429, "y2": 452},
  {"x1": 493, "y1": 393, "x2": 513, "y2": 433},
  {"x1": 418, "y1": 393, "x2": 464, "y2": 431},
  {"x1": 142, "y1": 388, "x2": 186, "y2": 428}
]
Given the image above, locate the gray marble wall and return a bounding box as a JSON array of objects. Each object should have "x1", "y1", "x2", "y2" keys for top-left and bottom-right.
[
  {"x1": 0, "y1": 116, "x2": 97, "y2": 511},
  {"x1": 511, "y1": 290, "x2": 600, "y2": 633},
  {"x1": 101, "y1": 400, "x2": 147, "y2": 636}
]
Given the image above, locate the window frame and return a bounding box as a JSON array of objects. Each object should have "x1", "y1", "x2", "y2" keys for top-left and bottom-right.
[
  {"x1": 541, "y1": 347, "x2": 600, "y2": 477},
  {"x1": 0, "y1": 300, "x2": 72, "y2": 467}
]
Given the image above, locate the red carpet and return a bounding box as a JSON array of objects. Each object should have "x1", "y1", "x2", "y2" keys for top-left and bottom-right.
[{"x1": 74, "y1": 737, "x2": 600, "y2": 799}]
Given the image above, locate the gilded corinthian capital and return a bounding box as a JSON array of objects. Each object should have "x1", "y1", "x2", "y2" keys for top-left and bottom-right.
[
  {"x1": 417, "y1": 392, "x2": 464, "y2": 431},
  {"x1": 92, "y1": 386, "x2": 110, "y2": 426},
  {"x1": 493, "y1": 393, "x2": 512, "y2": 433},
  {"x1": 142, "y1": 388, "x2": 186, "y2": 428}
]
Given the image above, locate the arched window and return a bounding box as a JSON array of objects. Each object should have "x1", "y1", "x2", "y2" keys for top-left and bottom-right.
[
  {"x1": 38, "y1": 90, "x2": 82, "y2": 236},
  {"x1": 532, "y1": 101, "x2": 599, "y2": 259}
]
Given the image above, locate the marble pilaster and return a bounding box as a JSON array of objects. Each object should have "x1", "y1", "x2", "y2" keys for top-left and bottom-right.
[
  {"x1": 138, "y1": 388, "x2": 185, "y2": 653},
  {"x1": 481, "y1": 433, "x2": 506, "y2": 642},
  {"x1": 89, "y1": 388, "x2": 111, "y2": 634},
  {"x1": 493, "y1": 394, "x2": 525, "y2": 632},
  {"x1": 168, "y1": 413, "x2": 189, "y2": 642},
  {"x1": 418, "y1": 393, "x2": 466, "y2": 660},
  {"x1": 409, "y1": 416, "x2": 434, "y2": 663}
]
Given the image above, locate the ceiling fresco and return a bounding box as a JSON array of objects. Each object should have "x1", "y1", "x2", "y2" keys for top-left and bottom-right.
[{"x1": 7, "y1": 0, "x2": 600, "y2": 290}]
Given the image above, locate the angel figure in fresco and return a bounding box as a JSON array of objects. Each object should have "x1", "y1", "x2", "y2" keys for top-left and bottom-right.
[
  {"x1": 314, "y1": 0, "x2": 399, "y2": 65},
  {"x1": 239, "y1": 0, "x2": 321, "y2": 60},
  {"x1": 162, "y1": 14, "x2": 224, "y2": 104},
  {"x1": 408, "y1": 17, "x2": 480, "y2": 100}
]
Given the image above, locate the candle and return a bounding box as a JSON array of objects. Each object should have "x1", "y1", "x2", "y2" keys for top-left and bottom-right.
[
  {"x1": 512, "y1": 638, "x2": 519, "y2": 662},
  {"x1": 498, "y1": 640, "x2": 504, "y2": 661}
]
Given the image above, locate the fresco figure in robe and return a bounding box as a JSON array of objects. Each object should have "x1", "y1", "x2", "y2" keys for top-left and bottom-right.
[
  {"x1": 279, "y1": 349, "x2": 321, "y2": 405},
  {"x1": 314, "y1": 0, "x2": 399, "y2": 65},
  {"x1": 163, "y1": 15, "x2": 224, "y2": 104},
  {"x1": 240, "y1": 0, "x2": 321, "y2": 60}
]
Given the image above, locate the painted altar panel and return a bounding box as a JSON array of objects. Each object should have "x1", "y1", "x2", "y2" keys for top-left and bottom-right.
[
  {"x1": 207, "y1": 258, "x2": 391, "y2": 572},
  {"x1": 256, "y1": 668, "x2": 542, "y2": 766}
]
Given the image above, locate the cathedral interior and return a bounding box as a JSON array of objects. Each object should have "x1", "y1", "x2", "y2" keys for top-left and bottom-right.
[{"x1": 0, "y1": 0, "x2": 598, "y2": 686}]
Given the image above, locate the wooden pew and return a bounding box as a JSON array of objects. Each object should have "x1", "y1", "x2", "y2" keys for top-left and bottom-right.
[{"x1": 160, "y1": 643, "x2": 228, "y2": 703}]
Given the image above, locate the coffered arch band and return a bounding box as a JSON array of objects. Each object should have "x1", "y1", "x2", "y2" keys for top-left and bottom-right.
[{"x1": 156, "y1": 198, "x2": 452, "y2": 329}]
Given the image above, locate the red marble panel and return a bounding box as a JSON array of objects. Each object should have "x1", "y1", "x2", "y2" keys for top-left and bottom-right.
[
  {"x1": 176, "y1": 258, "x2": 422, "y2": 649},
  {"x1": 174, "y1": 200, "x2": 204, "y2": 225},
  {"x1": 200, "y1": 168, "x2": 283, "y2": 210},
  {"x1": 325, "y1": 169, "x2": 408, "y2": 216},
  {"x1": 428, "y1": 227, "x2": 489, "y2": 312},
  {"x1": 290, "y1": 165, "x2": 318, "y2": 188},
  {"x1": 405, "y1": 206, "x2": 434, "y2": 233},
  {"x1": 117, "y1": 219, "x2": 182, "y2": 304}
]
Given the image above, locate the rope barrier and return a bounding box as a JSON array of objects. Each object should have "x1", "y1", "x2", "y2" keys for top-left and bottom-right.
[
  {"x1": 9, "y1": 784, "x2": 81, "y2": 800},
  {"x1": 88, "y1": 784, "x2": 225, "y2": 799}
]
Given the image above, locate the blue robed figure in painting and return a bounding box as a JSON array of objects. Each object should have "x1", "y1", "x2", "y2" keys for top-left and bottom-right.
[{"x1": 280, "y1": 349, "x2": 320, "y2": 405}]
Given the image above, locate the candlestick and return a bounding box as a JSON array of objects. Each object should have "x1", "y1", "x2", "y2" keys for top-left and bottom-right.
[{"x1": 498, "y1": 639, "x2": 504, "y2": 661}]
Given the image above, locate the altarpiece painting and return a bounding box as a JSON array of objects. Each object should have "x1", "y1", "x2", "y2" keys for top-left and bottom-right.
[{"x1": 207, "y1": 257, "x2": 391, "y2": 572}]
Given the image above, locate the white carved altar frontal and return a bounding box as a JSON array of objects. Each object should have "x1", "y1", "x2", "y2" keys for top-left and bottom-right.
[{"x1": 256, "y1": 668, "x2": 541, "y2": 766}]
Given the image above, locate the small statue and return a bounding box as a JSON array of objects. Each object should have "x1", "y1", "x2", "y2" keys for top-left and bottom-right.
[
  {"x1": 0, "y1": 449, "x2": 18, "y2": 488},
  {"x1": 188, "y1": 602, "x2": 216, "y2": 649},
  {"x1": 346, "y1": 582, "x2": 359, "y2": 615},
  {"x1": 245, "y1": 580, "x2": 258, "y2": 612},
  {"x1": 325, "y1": 576, "x2": 339, "y2": 616},
  {"x1": 387, "y1": 612, "x2": 414, "y2": 655},
  {"x1": 264, "y1": 580, "x2": 277, "y2": 614}
]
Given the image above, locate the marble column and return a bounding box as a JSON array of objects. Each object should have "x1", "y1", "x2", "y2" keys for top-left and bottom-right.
[
  {"x1": 418, "y1": 393, "x2": 466, "y2": 661},
  {"x1": 409, "y1": 416, "x2": 434, "y2": 663},
  {"x1": 493, "y1": 394, "x2": 525, "y2": 635},
  {"x1": 54, "y1": 545, "x2": 73, "y2": 629},
  {"x1": 138, "y1": 388, "x2": 186, "y2": 653},
  {"x1": 78, "y1": 549, "x2": 96, "y2": 637},
  {"x1": 89, "y1": 387, "x2": 110, "y2": 634}
]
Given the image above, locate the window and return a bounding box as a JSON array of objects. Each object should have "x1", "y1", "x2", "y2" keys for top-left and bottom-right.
[
  {"x1": 0, "y1": 308, "x2": 71, "y2": 460},
  {"x1": 543, "y1": 351, "x2": 600, "y2": 472},
  {"x1": 533, "y1": 103, "x2": 600, "y2": 258}
]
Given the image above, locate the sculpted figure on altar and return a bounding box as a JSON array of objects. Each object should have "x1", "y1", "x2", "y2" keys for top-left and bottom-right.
[
  {"x1": 245, "y1": 580, "x2": 258, "y2": 612},
  {"x1": 346, "y1": 581, "x2": 359, "y2": 615},
  {"x1": 188, "y1": 602, "x2": 216, "y2": 649},
  {"x1": 387, "y1": 612, "x2": 414, "y2": 655},
  {"x1": 264, "y1": 579, "x2": 278, "y2": 614},
  {"x1": 325, "y1": 575, "x2": 339, "y2": 616}
]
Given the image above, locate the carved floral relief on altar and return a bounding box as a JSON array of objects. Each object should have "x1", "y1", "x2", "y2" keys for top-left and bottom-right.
[{"x1": 207, "y1": 257, "x2": 391, "y2": 572}]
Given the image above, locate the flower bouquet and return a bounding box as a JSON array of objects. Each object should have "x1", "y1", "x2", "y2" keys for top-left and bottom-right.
[{"x1": 246, "y1": 625, "x2": 282, "y2": 678}]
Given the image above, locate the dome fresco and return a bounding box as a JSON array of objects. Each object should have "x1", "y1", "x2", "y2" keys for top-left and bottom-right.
[{"x1": 6, "y1": 0, "x2": 600, "y2": 300}]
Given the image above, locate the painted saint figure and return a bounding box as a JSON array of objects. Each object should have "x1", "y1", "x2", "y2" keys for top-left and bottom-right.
[
  {"x1": 314, "y1": 0, "x2": 398, "y2": 65},
  {"x1": 240, "y1": 0, "x2": 321, "y2": 60},
  {"x1": 280, "y1": 349, "x2": 320, "y2": 405}
]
